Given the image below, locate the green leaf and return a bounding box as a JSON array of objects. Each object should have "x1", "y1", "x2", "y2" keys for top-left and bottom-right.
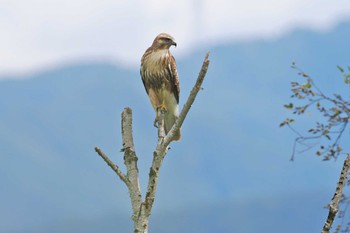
[
  {"x1": 337, "y1": 65, "x2": 344, "y2": 73},
  {"x1": 279, "y1": 118, "x2": 294, "y2": 127},
  {"x1": 344, "y1": 74, "x2": 350, "y2": 85},
  {"x1": 287, "y1": 118, "x2": 294, "y2": 123},
  {"x1": 304, "y1": 82, "x2": 311, "y2": 89},
  {"x1": 284, "y1": 103, "x2": 293, "y2": 109}
]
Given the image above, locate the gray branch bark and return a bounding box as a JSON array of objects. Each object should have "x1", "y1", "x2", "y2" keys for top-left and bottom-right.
[
  {"x1": 322, "y1": 155, "x2": 350, "y2": 233},
  {"x1": 95, "y1": 52, "x2": 210, "y2": 233}
]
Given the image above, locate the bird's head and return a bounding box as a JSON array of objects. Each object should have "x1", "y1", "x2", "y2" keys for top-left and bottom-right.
[{"x1": 152, "y1": 33, "x2": 177, "y2": 50}]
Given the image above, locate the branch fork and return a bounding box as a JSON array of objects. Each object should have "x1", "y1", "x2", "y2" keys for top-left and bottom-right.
[{"x1": 95, "y1": 52, "x2": 210, "y2": 233}]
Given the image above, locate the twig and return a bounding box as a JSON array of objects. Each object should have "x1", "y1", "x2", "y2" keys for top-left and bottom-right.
[
  {"x1": 94, "y1": 147, "x2": 129, "y2": 185},
  {"x1": 322, "y1": 155, "x2": 350, "y2": 233}
]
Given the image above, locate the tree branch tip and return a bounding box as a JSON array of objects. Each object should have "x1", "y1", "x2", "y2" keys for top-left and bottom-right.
[
  {"x1": 205, "y1": 51, "x2": 210, "y2": 58},
  {"x1": 123, "y1": 107, "x2": 132, "y2": 114}
]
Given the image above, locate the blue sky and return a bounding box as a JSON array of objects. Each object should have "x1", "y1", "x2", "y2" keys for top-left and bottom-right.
[
  {"x1": 2, "y1": 3, "x2": 350, "y2": 231},
  {"x1": 1, "y1": 0, "x2": 350, "y2": 76}
]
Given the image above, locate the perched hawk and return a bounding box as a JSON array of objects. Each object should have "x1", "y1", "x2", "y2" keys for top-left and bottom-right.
[{"x1": 140, "y1": 33, "x2": 181, "y2": 141}]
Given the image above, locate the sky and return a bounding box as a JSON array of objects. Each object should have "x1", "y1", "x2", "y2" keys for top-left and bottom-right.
[{"x1": 1, "y1": 0, "x2": 350, "y2": 76}]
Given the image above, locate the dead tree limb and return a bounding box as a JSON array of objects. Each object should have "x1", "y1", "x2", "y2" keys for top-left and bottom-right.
[
  {"x1": 94, "y1": 52, "x2": 210, "y2": 233},
  {"x1": 322, "y1": 155, "x2": 350, "y2": 233}
]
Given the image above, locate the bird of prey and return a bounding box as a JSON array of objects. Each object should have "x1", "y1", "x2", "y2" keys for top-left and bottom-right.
[{"x1": 140, "y1": 33, "x2": 181, "y2": 141}]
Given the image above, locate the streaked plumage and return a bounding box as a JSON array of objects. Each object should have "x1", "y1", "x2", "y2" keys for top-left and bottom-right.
[{"x1": 140, "y1": 33, "x2": 181, "y2": 141}]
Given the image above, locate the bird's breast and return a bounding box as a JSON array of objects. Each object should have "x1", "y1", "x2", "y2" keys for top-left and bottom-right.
[
  {"x1": 141, "y1": 49, "x2": 171, "y2": 88},
  {"x1": 142, "y1": 50, "x2": 169, "y2": 74}
]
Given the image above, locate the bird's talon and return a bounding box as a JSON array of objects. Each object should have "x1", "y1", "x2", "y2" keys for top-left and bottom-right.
[{"x1": 153, "y1": 119, "x2": 159, "y2": 128}]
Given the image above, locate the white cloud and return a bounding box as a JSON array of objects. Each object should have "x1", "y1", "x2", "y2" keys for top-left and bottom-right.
[
  {"x1": 200, "y1": 0, "x2": 350, "y2": 40},
  {"x1": 1, "y1": 0, "x2": 350, "y2": 76}
]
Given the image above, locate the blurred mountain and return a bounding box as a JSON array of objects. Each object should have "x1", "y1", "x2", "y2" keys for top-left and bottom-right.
[
  {"x1": 2, "y1": 21, "x2": 350, "y2": 232},
  {"x1": 10, "y1": 193, "x2": 326, "y2": 233}
]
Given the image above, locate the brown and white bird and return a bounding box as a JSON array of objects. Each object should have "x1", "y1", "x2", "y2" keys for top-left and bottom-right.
[{"x1": 140, "y1": 33, "x2": 181, "y2": 141}]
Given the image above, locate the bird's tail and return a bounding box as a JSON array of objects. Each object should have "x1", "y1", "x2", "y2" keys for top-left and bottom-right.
[{"x1": 164, "y1": 112, "x2": 181, "y2": 141}]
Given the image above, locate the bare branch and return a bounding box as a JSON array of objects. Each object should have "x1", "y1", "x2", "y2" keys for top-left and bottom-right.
[
  {"x1": 143, "y1": 51, "x2": 211, "y2": 223},
  {"x1": 95, "y1": 52, "x2": 210, "y2": 233},
  {"x1": 165, "y1": 51, "x2": 210, "y2": 145},
  {"x1": 94, "y1": 147, "x2": 129, "y2": 185},
  {"x1": 121, "y1": 108, "x2": 142, "y2": 221},
  {"x1": 121, "y1": 107, "x2": 135, "y2": 151},
  {"x1": 322, "y1": 155, "x2": 350, "y2": 233}
]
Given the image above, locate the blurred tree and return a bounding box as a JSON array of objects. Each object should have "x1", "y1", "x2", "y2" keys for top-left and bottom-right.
[{"x1": 281, "y1": 64, "x2": 350, "y2": 232}]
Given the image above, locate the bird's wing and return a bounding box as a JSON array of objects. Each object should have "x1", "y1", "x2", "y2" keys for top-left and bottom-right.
[
  {"x1": 166, "y1": 55, "x2": 180, "y2": 103},
  {"x1": 140, "y1": 48, "x2": 153, "y2": 95}
]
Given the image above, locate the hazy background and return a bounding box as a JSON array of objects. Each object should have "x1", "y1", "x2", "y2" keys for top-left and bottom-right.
[
  {"x1": 2, "y1": 1, "x2": 350, "y2": 232},
  {"x1": 2, "y1": 0, "x2": 350, "y2": 76}
]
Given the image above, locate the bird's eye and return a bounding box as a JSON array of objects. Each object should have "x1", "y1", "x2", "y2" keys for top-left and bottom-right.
[{"x1": 163, "y1": 38, "x2": 171, "y2": 42}]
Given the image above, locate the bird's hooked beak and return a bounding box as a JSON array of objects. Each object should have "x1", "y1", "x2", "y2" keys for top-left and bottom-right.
[{"x1": 172, "y1": 41, "x2": 177, "y2": 47}]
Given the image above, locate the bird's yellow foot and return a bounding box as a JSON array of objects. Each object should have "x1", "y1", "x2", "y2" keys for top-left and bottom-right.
[{"x1": 154, "y1": 105, "x2": 167, "y2": 128}]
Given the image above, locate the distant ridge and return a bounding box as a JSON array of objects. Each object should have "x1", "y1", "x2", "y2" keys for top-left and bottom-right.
[{"x1": 1, "y1": 20, "x2": 350, "y2": 233}]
